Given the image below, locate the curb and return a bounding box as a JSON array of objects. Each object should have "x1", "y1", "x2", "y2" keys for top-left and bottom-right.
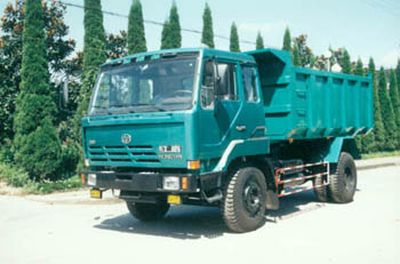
[{"x1": 356, "y1": 157, "x2": 400, "y2": 171}]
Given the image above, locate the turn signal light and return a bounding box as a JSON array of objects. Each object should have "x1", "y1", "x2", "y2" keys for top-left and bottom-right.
[
  {"x1": 187, "y1": 160, "x2": 200, "y2": 170},
  {"x1": 181, "y1": 177, "x2": 188, "y2": 190}
]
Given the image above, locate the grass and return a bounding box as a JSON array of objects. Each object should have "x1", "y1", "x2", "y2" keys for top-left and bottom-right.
[
  {"x1": 0, "y1": 162, "x2": 82, "y2": 195},
  {"x1": 362, "y1": 151, "x2": 400, "y2": 160}
]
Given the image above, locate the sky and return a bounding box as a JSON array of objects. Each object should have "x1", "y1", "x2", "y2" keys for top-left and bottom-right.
[{"x1": 1, "y1": 0, "x2": 399, "y2": 68}]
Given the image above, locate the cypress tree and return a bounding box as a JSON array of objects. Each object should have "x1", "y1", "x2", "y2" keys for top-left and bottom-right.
[
  {"x1": 368, "y1": 58, "x2": 385, "y2": 152},
  {"x1": 13, "y1": 0, "x2": 61, "y2": 180},
  {"x1": 354, "y1": 58, "x2": 364, "y2": 152},
  {"x1": 397, "y1": 59, "x2": 400, "y2": 102},
  {"x1": 282, "y1": 27, "x2": 291, "y2": 51},
  {"x1": 354, "y1": 58, "x2": 364, "y2": 75},
  {"x1": 256, "y1": 31, "x2": 264, "y2": 49},
  {"x1": 160, "y1": 19, "x2": 170, "y2": 49},
  {"x1": 229, "y1": 22, "x2": 240, "y2": 52},
  {"x1": 127, "y1": 0, "x2": 147, "y2": 54},
  {"x1": 292, "y1": 43, "x2": 300, "y2": 66},
  {"x1": 378, "y1": 67, "x2": 397, "y2": 150},
  {"x1": 389, "y1": 70, "x2": 400, "y2": 147},
  {"x1": 201, "y1": 3, "x2": 214, "y2": 48},
  {"x1": 74, "y1": 0, "x2": 106, "y2": 140},
  {"x1": 161, "y1": 2, "x2": 181, "y2": 49},
  {"x1": 341, "y1": 49, "x2": 352, "y2": 74}
]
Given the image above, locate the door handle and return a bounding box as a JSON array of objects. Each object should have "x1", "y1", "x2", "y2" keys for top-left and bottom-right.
[{"x1": 236, "y1": 125, "x2": 247, "y2": 132}]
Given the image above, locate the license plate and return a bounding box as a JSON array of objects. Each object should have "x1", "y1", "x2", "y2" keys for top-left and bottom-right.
[
  {"x1": 90, "y1": 188, "x2": 102, "y2": 199},
  {"x1": 167, "y1": 195, "x2": 181, "y2": 205}
]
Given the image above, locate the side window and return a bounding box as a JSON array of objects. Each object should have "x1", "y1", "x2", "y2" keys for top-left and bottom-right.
[
  {"x1": 216, "y1": 63, "x2": 238, "y2": 101},
  {"x1": 201, "y1": 60, "x2": 216, "y2": 109},
  {"x1": 242, "y1": 66, "x2": 258, "y2": 102}
]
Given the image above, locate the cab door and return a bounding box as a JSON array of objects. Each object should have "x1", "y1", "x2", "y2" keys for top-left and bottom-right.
[{"x1": 198, "y1": 59, "x2": 243, "y2": 156}]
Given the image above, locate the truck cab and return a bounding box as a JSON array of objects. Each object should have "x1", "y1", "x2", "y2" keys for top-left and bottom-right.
[{"x1": 82, "y1": 48, "x2": 372, "y2": 232}]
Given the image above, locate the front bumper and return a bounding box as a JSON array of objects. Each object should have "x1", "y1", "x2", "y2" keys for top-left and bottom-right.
[{"x1": 85, "y1": 171, "x2": 199, "y2": 193}]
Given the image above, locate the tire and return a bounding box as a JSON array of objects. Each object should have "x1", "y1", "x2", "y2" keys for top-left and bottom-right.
[
  {"x1": 329, "y1": 152, "x2": 357, "y2": 203},
  {"x1": 126, "y1": 201, "x2": 170, "y2": 222},
  {"x1": 222, "y1": 167, "x2": 267, "y2": 233},
  {"x1": 313, "y1": 174, "x2": 329, "y2": 202}
]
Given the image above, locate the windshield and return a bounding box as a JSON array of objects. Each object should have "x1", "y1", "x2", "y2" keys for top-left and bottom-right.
[{"x1": 89, "y1": 56, "x2": 198, "y2": 115}]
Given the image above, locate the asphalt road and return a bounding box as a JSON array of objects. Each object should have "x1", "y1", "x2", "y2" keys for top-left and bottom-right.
[{"x1": 0, "y1": 166, "x2": 399, "y2": 264}]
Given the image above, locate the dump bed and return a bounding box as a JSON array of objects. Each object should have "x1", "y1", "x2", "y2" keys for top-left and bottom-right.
[{"x1": 246, "y1": 49, "x2": 373, "y2": 141}]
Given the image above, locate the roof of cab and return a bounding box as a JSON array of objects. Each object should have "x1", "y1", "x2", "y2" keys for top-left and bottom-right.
[{"x1": 102, "y1": 47, "x2": 256, "y2": 66}]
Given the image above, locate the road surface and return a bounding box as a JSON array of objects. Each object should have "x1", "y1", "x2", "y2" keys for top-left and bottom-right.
[{"x1": 0, "y1": 166, "x2": 399, "y2": 264}]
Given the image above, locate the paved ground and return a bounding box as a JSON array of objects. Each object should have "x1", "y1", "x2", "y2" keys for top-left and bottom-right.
[{"x1": 0, "y1": 165, "x2": 399, "y2": 264}]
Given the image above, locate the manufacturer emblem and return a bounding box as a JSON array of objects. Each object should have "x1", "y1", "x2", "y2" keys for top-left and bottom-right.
[{"x1": 121, "y1": 133, "x2": 132, "y2": 144}]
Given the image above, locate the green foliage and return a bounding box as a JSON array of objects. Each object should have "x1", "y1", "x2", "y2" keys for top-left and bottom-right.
[
  {"x1": 229, "y1": 22, "x2": 240, "y2": 52},
  {"x1": 14, "y1": 119, "x2": 62, "y2": 181},
  {"x1": 127, "y1": 0, "x2": 147, "y2": 54},
  {"x1": 107, "y1": 31, "x2": 128, "y2": 59},
  {"x1": 0, "y1": 162, "x2": 30, "y2": 188},
  {"x1": 354, "y1": 58, "x2": 364, "y2": 75},
  {"x1": 341, "y1": 49, "x2": 352, "y2": 74},
  {"x1": 13, "y1": 0, "x2": 62, "y2": 181},
  {"x1": 368, "y1": 58, "x2": 385, "y2": 151},
  {"x1": 73, "y1": 0, "x2": 106, "y2": 142},
  {"x1": 201, "y1": 3, "x2": 214, "y2": 48},
  {"x1": 24, "y1": 175, "x2": 82, "y2": 194},
  {"x1": 160, "y1": 3, "x2": 181, "y2": 49},
  {"x1": 256, "y1": 32, "x2": 264, "y2": 49},
  {"x1": 292, "y1": 35, "x2": 314, "y2": 67},
  {"x1": 378, "y1": 68, "x2": 397, "y2": 150},
  {"x1": 292, "y1": 43, "x2": 300, "y2": 66},
  {"x1": 0, "y1": 0, "x2": 75, "y2": 143},
  {"x1": 282, "y1": 27, "x2": 291, "y2": 51},
  {"x1": 388, "y1": 70, "x2": 400, "y2": 148}
]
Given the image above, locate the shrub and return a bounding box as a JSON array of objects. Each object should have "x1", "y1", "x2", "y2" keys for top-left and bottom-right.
[{"x1": 0, "y1": 163, "x2": 31, "y2": 187}]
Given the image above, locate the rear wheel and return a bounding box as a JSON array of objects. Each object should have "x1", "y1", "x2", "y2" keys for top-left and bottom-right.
[
  {"x1": 313, "y1": 174, "x2": 329, "y2": 202},
  {"x1": 329, "y1": 152, "x2": 357, "y2": 203},
  {"x1": 222, "y1": 167, "x2": 267, "y2": 233},
  {"x1": 126, "y1": 201, "x2": 170, "y2": 222}
]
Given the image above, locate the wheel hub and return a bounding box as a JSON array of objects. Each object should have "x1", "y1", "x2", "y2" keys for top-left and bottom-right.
[{"x1": 243, "y1": 181, "x2": 262, "y2": 216}]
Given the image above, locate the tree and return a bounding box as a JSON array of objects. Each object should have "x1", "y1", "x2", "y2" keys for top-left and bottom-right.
[
  {"x1": 0, "y1": 0, "x2": 75, "y2": 143},
  {"x1": 341, "y1": 49, "x2": 352, "y2": 74},
  {"x1": 256, "y1": 31, "x2": 264, "y2": 49},
  {"x1": 229, "y1": 22, "x2": 240, "y2": 52},
  {"x1": 389, "y1": 70, "x2": 400, "y2": 147},
  {"x1": 292, "y1": 34, "x2": 314, "y2": 67},
  {"x1": 73, "y1": 0, "x2": 106, "y2": 141},
  {"x1": 160, "y1": 2, "x2": 181, "y2": 49},
  {"x1": 354, "y1": 58, "x2": 364, "y2": 75},
  {"x1": 367, "y1": 58, "x2": 385, "y2": 152},
  {"x1": 353, "y1": 58, "x2": 364, "y2": 152},
  {"x1": 201, "y1": 3, "x2": 214, "y2": 48},
  {"x1": 378, "y1": 68, "x2": 397, "y2": 150},
  {"x1": 292, "y1": 44, "x2": 300, "y2": 66},
  {"x1": 282, "y1": 27, "x2": 291, "y2": 51},
  {"x1": 127, "y1": 0, "x2": 147, "y2": 54},
  {"x1": 13, "y1": 0, "x2": 61, "y2": 180},
  {"x1": 107, "y1": 31, "x2": 128, "y2": 59}
]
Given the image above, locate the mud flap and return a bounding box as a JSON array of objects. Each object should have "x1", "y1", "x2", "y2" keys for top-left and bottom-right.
[{"x1": 266, "y1": 189, "x2": 279, "y2": 210}]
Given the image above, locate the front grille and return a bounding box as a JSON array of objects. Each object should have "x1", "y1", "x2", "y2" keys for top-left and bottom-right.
[{"x1": 88, "y1": 145, "x2": 160, "y2": 164}]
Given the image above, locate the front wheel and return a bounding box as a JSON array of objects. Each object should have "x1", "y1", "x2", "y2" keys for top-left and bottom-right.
[
  {"x1": 222, "y1": 167, "x2": 267, "y2": 233},
  {"x1": 126, "y1": 201, "x2": 170, "y2": 222},
  {"x1": 329, "y1": 152, "x2": 357, "y2": 203}
]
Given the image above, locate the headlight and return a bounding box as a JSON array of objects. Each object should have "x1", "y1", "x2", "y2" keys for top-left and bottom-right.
[
  {"x1": 163, "y1": 176, "x2": 180, "y2": 191},
  {"x1": 87, "y1": 173, "x2": 97, "y2": 186}
]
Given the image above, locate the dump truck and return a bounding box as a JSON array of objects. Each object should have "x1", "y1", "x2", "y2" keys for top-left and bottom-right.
[{"x1": 82, "y1": 48, "x2": 373, "y2": 233}]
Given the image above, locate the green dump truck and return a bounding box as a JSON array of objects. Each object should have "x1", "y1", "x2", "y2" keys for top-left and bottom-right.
[{"x1": 82, "y1": 48, "x2": 373, "y2": 232}]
